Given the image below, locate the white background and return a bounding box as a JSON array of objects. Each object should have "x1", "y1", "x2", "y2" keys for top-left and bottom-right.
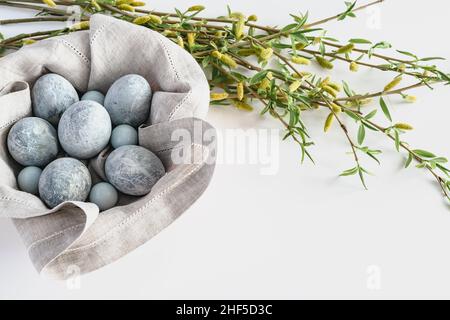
[{"x1": 1, "y1": 0, "x2": 450, "y2": 299}]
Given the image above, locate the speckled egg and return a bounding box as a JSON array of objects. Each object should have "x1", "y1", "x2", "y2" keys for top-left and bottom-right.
[
  {"x1": 105, "y1": 145, "x2": 165, "y2": 196},
  {"x1": 89, "y1": 182, "x2": 118, "y2": 211},
  {"x1": 39, "y1": 158, "x2": 92, "y2": 208},
  {"x1": 81, "y1": 90, "x2": 105, "y2": 105},
  {"x1": 17, "y1": 166, "x2": 42, "y2": 195},
  {"x1": 110, "y1": 124, "x2": 138, "y2": 149},
  {"x1": 7, "y1": 117, "x2": 59, "y2": 167},
  {"x1": 104, "y1": 74, "x2": 152, "y2": 127},
  {"x1": 32, "y1": 73, "x2": 80, "y2": 126},
  {"x1": 58, "y1": 101, "x2": 112, "y2": 159}
]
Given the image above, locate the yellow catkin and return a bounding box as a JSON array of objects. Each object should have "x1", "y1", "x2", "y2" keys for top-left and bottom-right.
[
  {"x1": 22, "y1": 39, "x2": 36, "y2": 45},
  {"x1": 291, "y1": 56, "x2": 310, "y2": 65},
  {"x1": 247, "y1": 15, "x2": 258, "y2": 22},
  {"x1": 398, "y1": 63, "x2": 406, "y2": 72},
  {"x1": 322, "y1": 85, "x2": 338, "y2": 98},
  {"x1": 404, "y1": 95, "x2": 417, "y2": 103},
  {"x1": 163, "y1": 30, "x2": 177, "y2": 37},
  {"x1": 349, "y1": 61, "x2": 359, "y2": 72},
  {"x1": 238, "y1": 48, "x2": 255, "y2": 57},
  {"x1": 330, "y1": 103, "x2": 342, "y2": 113},
  {"x1": 327, "y1": 82, "x2": 342, "y2": 92},
  {"x1": 42, "y1": 0, "x2": 56, "y2": 7},
  {"x1": 313, "y1": 37, "x2": 321, "y2": 45},
  {"x1": 70, "y1": 21, "x2": 90, "y2": 30},
  {"x1": 212, "y1": 50, "x2": 222, "y2": 59},
  {"x1": 91, "y1": 0, "x2": 102, "y2": 11},
  {"x1": 234, "y1": 101, "x2": 254, "y2": 111},
  {"x1": 210, "y1": 92, "x2": 229, "y2": 101},
  {"x1": 384, "y1": 76, "x2": 403, "y2": 92},
  {"x1": 133, "y1": 15, "x2": 151, "y2": 25},
  {"x1": 319, "y1": 76, "x2": 330, "y2": 87},
  {"x1": 118, "y1": 4, "x2": 135, "y2": 12},
  {"x1": 336, "y1": 43, "x2": 354, "y2": 54},
  {"x1": 324, "y1": 113, "x2": 334, "y2": 132},
  {"x1": 187, "y1": 5, "x2": 205, "y2": 12},
  {"x1": 187, "y1": 32, "x2": 196, "y2": 48},
  {"x1": 116, "y1": 0, "x2": 133, "y2": 5},
  {"x1": 295, "y1": 43, "x2": 307, "y2": 50},
  {"x1": 220, "y1": 54, "x2": 237, "y2": 68},
  {"x1": 259, "y1": 72, "x2": 273, "y2": 91},
  {"x1": 316, "y1": 56, "x2": 334, "y2": 69},
  {"x1": 259, "y1": 47, "x2": 273, "y2": 60},
  {"x1": 131, "y1": 1, "x2": 146, "y2": 6},
  {"x1": 289, "y1": 80, "x2": 301, "y2": 93},
  {"x1": 148, "y1": 15, "x2": 163, "y2": 24},
  {"x1": 259, "y1": 78, "x2": 271, "y2": 90},
  {"x1": 237, "y1": 82, "x2": 244, "y2": 101},
  {"x1": 394, "y1": 123, "x2": 414, "y2": 130},
  {"x1": 292, "y1": 72, "x2": 311, "y2": 79},
  {"x1": 234, "y1": 16, "x2": 245, "y2": 40},
  {"x1": 177, "y1": 36, "x2": 184, "y2": 48}
]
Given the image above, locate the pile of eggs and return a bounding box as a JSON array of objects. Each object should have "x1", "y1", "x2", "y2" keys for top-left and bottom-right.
[{"x1": 8, "y1": 73, "x2": 165, "y2": 211}]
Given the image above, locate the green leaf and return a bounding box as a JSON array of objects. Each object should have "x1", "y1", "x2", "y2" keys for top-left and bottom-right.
[
  {"x1": 340, "y1": 166, "x2": 358, "y2": 176},
  {"x1": 396, "y1": 50, "x2": 418, "y2": 60},
  {"x1": 344, "y1": 109, "x2": 360, "y2": 121},
  {"x1": 281, "y1": 23, "x2": 298, "y2": 33},
  {"x1": 379, "y1": 97, "x2": 392, "y2": 122},
  {"x1": 0, "y1": 32, "x2": 5, "y2": 55},
  {"x1": 349, "y1": 38, "x2": 372, "y2": 44},
  {"x1": 394, "y1": 129, "x2": 400, "y2": 152},
  {"x1": 413, "y1": 149, "x2": 437, "y2": 158},
  {"x1": 405, "y1": 153, "x2": 413, "y2": 168},
  {"x1": 357, "y1": 124, "x2": 365, "y2": 145},
  {"x1": 249, "y1": 70, "x2": 268, "y2": 85},
  {"x1": 420, "y1": 57, "x2": 446, "y2": 62},
  {"x1": 364, "y1": 109, "x2": 377, "y2": 120},
  {"x1": 342, "y1": 80, "x2": 354, "y2": 97},
  {"x1": 358, "y1": 167, "x2": 369, "y2": 190}
]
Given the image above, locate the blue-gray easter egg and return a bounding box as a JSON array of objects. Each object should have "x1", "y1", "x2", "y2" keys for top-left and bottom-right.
[
  {"x1": 81, "y1": 90, "x2": 105, "y2": 105},
  {"x1": 32, "y1": 73, "x2": 79, "y2": 126},
  {"x1": 39, "y1": 158, "x2": 92, "y2": 208},
  {"x1": 89, "y1": 182, "x2": 118, "y2": 211},
  {"x1": 105, "y1": 145, "x2": 165, "y2": 196},
  {"x1": 7, "y1": 117, "x2": 59, "y2": 167},
  {"x1": 17, "y1": 166, "x2": 42, "y2": 195},
  {"x1": 104, "y1": 74, "x2": 152, "y2": 127},
  {"x1": 110, "y1": 124, "x2": 138, "y2": 149},
  {"x1": 58, "y1": 101, "x2": 112, "y2": 159}
]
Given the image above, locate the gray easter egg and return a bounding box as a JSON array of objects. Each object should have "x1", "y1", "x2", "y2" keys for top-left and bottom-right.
[
  {"x1": 58, "y1": 101, "x2": 112, "y2": 159},
  {"x1": 104, "y1": 74, "x2": 152, "y2": 127},
  {"x1": 7, "y1": 117, "x2": 59, "y2": 167},
  {"x1": 17, "y1": 166, "x2": 42, "y2": 195},
  {"x1": 89, "y1": 182, "x2": 118, "y2": 211},
  {"x1": 110, "y1": 124, "x2": 138, "y2": 149},
  {"x1": 81, "y1": 90, "x2": 105, "y2": 105},
  {"x1": 105, "y1": 145, "x2": 165, "y2": 196},
  {"x1": 39, "y1": 158, "x2": 92, "y2": 208},
  {"x1": 32, "y1": 73, "x2": 79, "y2": 126}
]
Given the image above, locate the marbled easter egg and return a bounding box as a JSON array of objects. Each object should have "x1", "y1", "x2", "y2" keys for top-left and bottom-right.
[
  {"x1": 110, "y1": 124, "x2": 138, "y2": 149},
  {"x1": 58, "y1": 101, "x2": 112, "y2": 159},
  {"x1": 39, "y1": 158, "x2": 92, "y2": 208},
  {"x1": 32, "y1": 73, "x2": 79, "y2": 126},
  {"x1": 104, "y1": 74, "x2": 152, "y2": 127},
  {"x1": 17, "y1": 166, "x2": 42, "y2": 195},
  {"x1": 7, "y1": 117, "x2": 59, "y2": 167},
  {"x1": 89, "y1": 182, "x2": 119, "y2": 211},
  {"x1": 81, "y1": 90, "x2": 105, "y2": 105},
  {"x1": 105, "y1": 145, "x2": 165, "y2": 196}
]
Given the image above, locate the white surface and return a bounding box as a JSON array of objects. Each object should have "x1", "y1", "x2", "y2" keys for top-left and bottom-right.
[{"x1": 1, "y1": 0, "x2": 450, "y2": 299}]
